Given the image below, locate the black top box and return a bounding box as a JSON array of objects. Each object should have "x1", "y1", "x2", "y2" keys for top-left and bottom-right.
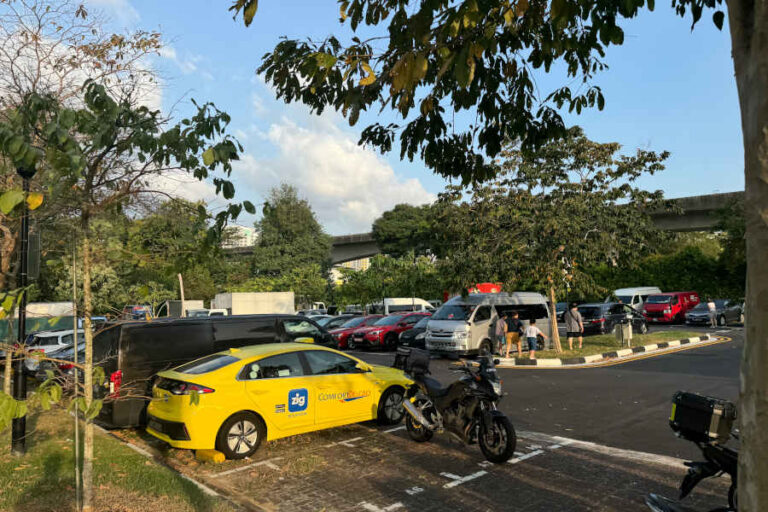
[{"x1": 670, "y1": 391, "x2": 736, "y2": 444}]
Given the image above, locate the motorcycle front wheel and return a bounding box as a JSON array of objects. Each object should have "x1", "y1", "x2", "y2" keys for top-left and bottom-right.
[{"x1": 479, "y1": 415, "x2": 516, "y2": 463}]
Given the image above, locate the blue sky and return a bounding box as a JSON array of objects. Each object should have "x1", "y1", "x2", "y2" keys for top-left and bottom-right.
[{"x1": 89, "y1": 0, "x2": 743, "y2": 234}]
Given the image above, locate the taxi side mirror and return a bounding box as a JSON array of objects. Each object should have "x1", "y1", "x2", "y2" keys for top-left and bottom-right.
[
  {"x1": 295, "y1": 337, "x2": 315, "y2": 344},
  {"x1": 355, "y1": 361, "x2": 372, "y2": 372}
]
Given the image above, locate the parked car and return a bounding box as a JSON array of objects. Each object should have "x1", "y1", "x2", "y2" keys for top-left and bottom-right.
[
  {"x1": 330, "y1": 315, "x2": 383, "y2": 349},
  {"x1": 121, "y1": 305, "x2": 152, "y2": 320},
  {"x1": 145, "y1": 343, "x2": 411, "y2": 459},
  {"x1": 348, "y1": 312, "x2": 431, "y2": 351},
  {"x1": 297, "y1": 309, "x2": 326, "y2": 317},
  {"x1": 685, "y1": 299, "x2": 742, "y2": 326},
  {"x1": 34, "y1": 343, "x2": 87, "y2": 382},
  {"x1": 426, "y1": 292, "x2": 551, "y2": 356},
  {"x1": 316, "y1": 314, "x2": 360, "y2": 331},
  {"x1": 577, "y1": 303, "x2": 648, "y2": 335},
  {"x1": 22, "y1": 329, "x2": 86, "y2": 373},
  {"x1": 93, "y1": 314, "x2": 334, "y2": 428},
  {"x1": 642, "y1": 292, "x2": 700, "y2": 323},
  {"x1": 606, "y1": 287, "x2": 662, "y2": 311},
  {"x1": 397, "y1": 316, "x2": 430, "y2": 349},
  {"x1": 367, "y1": 298, "x2": 435, "y2": 315},
  {"x1": 556, "y1": 302, "x2": 568, "y2": 322}
]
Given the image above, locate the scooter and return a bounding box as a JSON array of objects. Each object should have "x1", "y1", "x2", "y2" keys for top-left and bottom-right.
[
  {"x1": 394, "y1": 347, "x2": 516, "y2": 463},
  {"x1": 645, "y1": 392, "x2": 738, "y2": 512}
]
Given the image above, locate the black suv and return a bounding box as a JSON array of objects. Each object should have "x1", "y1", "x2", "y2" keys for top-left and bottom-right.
[{"x1": 577, "y1": 303, "x2": 648, "y2": 335}]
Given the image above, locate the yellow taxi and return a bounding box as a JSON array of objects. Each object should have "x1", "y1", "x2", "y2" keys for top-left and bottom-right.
[{"x1": 146, "y1": 343, "x2": 412, "y2": 459}]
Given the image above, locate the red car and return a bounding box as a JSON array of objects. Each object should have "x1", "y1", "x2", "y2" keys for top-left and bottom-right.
[
  {"x1": 330, "y1": 315, "x2": 383, "y2": 349},
  {"x1": 348, "y1": 312, "x2": 431, "y2": 351},
  {"x1": 643, "y1": 292, "x2": 700, "y2": 323}
]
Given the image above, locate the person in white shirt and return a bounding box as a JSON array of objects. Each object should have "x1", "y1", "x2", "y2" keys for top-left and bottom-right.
[
  {"x1": 706, "y1": 298, "x2": 717, "y2": 328},
  {"x1": 524, "y1": 319, "x2": 548, "y2": 360}
]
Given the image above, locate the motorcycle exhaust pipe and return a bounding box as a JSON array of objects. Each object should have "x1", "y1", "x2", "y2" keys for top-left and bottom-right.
[{"x1": 403, "y1": 399, "x2": 433, "y2": 429}]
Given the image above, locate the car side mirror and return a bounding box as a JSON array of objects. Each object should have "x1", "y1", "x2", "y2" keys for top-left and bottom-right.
[{"x1": 356, "y1": 361, "x2": 372, "y2": 372}]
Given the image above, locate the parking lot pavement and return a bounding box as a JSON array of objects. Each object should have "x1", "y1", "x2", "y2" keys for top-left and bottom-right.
[{"x1": 145, "y1": 422, "x2": 731, "y2": 512}]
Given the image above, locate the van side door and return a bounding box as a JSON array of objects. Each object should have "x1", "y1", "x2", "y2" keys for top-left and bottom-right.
[{"x1": 471, "y1": 306, "x2": 492, "y2": 344}]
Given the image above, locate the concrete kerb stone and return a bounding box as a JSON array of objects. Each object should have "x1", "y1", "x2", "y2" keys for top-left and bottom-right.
[{"x1": 497, "y1": 334, "x2": 713, "y2": 368}]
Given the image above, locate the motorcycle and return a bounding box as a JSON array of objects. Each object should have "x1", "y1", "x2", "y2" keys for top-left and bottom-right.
[
  {"x1": 394, "y1": 347, "x2": 516, "y2": 463},
  {"x1": 645, "y1": 392, "x2": 738, "y2": 512}
]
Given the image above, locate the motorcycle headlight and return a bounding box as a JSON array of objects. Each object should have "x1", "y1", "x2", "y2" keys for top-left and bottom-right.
[{"x1": 491, "y1": 380, "x2": 503, "y2": 396}]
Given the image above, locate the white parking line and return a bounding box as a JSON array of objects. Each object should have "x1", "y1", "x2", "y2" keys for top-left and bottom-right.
[
  {"x1": 508, "y1": 449, "x2": 544, "y2": 465},
  {"x1": 384, "y1": 425, "x2": 406, "y2": 433},
  {"x1": 212, "y1": 457, "x2": 283, "y2": 477},
  {"x1": 325, "y1": 436, "x2": 364, "y2": 448},
  {"x1": 441, "y1": 470, "x2": 488, "y2": 488},
  {"x1": 359, "y1": 501, "x2": 404, "y2": 511}
]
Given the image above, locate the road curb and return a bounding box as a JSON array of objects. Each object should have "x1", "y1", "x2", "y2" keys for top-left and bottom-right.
[{"x1": 502, "y1": 334, "x2": 713, "y2": 367}]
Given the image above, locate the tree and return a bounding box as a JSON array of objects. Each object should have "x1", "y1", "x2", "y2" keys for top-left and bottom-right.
[
  {"x1": 0, "y1": 0, "x2": 162, "y2": 291},
  {"x1": 0, "y1": 83, "x2": 246, "y2": 512},
  {"x1": 233, "y1": 1, "x2": 767, "y2": 503},
  {"x1": 372, "y1": 203, "x2": 436, "y2": 257},
  {"x1": 252, "y1": 184, "x2": 332, "y2": 276},
  {"x1": 437, "y1": 127, "x2": 669, "y2": 351}
]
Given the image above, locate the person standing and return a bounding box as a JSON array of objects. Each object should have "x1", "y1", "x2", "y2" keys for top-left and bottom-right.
[
  {"x1": 524, "y1": 319, "x2": 548, "y2": 360},
  {"x1": 505, "y1": 311, "x2": 524, "y2": 358},
  {"x1": 495, "y1": 312, "x2": 508, "y2": 355},
  {"x1": 565, "y1": 303, "x2": 584, "y2": 350},
  {"x1": 707, "y1": 298, "x2": 717, "y2": 328}
]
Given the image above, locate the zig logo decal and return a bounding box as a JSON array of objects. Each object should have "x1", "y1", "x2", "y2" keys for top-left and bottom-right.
[{"x1": 288, "y1": 388, "x2": 308, "y2": 412}]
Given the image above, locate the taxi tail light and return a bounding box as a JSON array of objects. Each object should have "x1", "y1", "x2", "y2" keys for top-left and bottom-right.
[
  {"x1": 109, "y1": 370, "x2": 122, "y2": 398},
  {"x1": 165, "y1": 380, "x2": 215, "y2": 395}
]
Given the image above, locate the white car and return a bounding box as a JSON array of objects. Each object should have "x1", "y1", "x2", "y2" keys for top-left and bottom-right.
[{"x1": 24, "y1": 329, "x2": 85, "y2": 372}]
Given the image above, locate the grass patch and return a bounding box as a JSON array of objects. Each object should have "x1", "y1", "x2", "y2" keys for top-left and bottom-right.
[
  {"x1": 516, "y1": 330, "x2": 703, "y2": 360},
  {"x1": 0, "y1": 408, "x2": 235, "y2": 512}
]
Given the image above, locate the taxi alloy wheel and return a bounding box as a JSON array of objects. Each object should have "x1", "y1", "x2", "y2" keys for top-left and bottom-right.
[
  {"x1": 216, "y1": 412, "x2": 265, "y2": 460},
  {"x1": 377, "y1": 387, "x2": 405, "y2": 425}
]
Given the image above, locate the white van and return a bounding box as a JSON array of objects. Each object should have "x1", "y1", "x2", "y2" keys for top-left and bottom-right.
[
  {"x1": 24, "y1": 329, "x2": 85, "y2": 372},
  {"x1": 607, "y1": 287, "x2": 662, "y2": 311},
  {"x1": 425, "y1": 292, "x2": 551, "y2": 356},
  {"x1": 368, "y1": 298, "x2": 435, "y2": 315}
]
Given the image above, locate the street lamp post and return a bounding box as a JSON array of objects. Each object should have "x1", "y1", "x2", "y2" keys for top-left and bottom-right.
[{"x1": 12, "y1": 164, "x2": 36, "y2": 457}]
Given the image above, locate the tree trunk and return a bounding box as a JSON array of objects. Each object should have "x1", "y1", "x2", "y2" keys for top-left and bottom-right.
[
  {"x1": 548, "y1": 285, "x2": 562, "y2": 353},
  {"x1": 81, "y1": 229, "x2": 95, "y2": 512},
  {"x1": 726, "y1": 1, "x2": 768, "y2": 509}
]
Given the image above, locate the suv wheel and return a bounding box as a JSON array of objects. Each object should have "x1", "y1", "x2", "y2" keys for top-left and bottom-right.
[
  {"x1": 385, "y1": 334, "x2": 398, "y2": 351},
  {"x1": 348, "y1": 338, "x2": 357, "y2": 350},
  {"x1": 718, "y1": 315, "x2": 726, "y2": 327}
]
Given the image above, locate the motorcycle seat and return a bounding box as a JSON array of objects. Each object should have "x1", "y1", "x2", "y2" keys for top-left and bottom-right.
[{"x1": 422, "y1": 376, "x2": 450, "y2": 397}]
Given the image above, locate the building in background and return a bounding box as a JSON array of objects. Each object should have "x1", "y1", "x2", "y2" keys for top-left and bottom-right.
[
  {"x1": 221, "y1": 225, "x2": 258, "y2": 249},
  {"x1": 331, "y1": 257, "x2": 371, "y2": 285}
]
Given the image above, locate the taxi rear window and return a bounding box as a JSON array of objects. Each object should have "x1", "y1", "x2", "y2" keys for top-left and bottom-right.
[{"x1": 175, "y1": 354, "x2": 239, "y2": 374}]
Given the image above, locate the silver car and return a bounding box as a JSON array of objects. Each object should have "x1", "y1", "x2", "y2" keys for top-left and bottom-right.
[{"x1": 685, "y1": 300, "x2": 742, "y2": 327}]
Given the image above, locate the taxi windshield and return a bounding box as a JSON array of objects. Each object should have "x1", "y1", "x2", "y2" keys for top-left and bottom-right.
[{"x1": 175, "y1": 354, "x2": 239, "y2": 374}]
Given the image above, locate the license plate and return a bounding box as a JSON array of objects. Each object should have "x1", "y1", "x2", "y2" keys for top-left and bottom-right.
[{"x1": 148, "y1": 419, "x2": 163, "y2": 433}]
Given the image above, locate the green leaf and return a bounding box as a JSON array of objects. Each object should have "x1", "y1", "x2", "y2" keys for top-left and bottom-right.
[
  {"x1": 85, "y1": 399, "x2": 103, "y2": 420},
  {"x1": 93, "y1": 366, "x2": 105, "y2": 387},
  {"x1": 712, "y1": 11, "x2": 724, "y2": 31},
  {"x1": 13, "y1": 400, "x2": 27, "y2": 419},
  {"x1": 243, "y1": 0, "x2": 258, "y2": 27},
  {"x1": 202, "y1": 148, "x2": 215, "y2": 166},
  {"x1": 0, "y1": 190, "x2": 24, "y2": 215},
  {"x1": 243, "y1": 200, "x2": 256, "y2": 214},
  {"x1": 647, "y1": 0, "x2": 655, "y2": 11},
  {"x1": 189, "y1": 390, "x2": 200, "y2": 406},
  {"x1": 550, "y1": 0, "x2": 566, "y2": 19}
]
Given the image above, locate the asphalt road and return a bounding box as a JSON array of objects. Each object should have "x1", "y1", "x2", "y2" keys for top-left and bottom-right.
[{"x1": 355, "y1": 324, "x2": 742, "y2": 461}]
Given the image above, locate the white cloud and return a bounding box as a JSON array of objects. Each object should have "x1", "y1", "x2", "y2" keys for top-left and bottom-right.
[
  {"x1": 149, "y1": 170, "x2": 222, "y2": 207},
  {"x1": 84, "y1": 0, "x2": 139, "y2": 24},
  {"x1": 159, "y1": 44, "x2": 212, "y2": 80},
  {"x1": 235, "y1": 116, "x2": 435, "y2": 234},
  {"x1": 251, "y1": 93, "x2": 266, "y2": 115}
]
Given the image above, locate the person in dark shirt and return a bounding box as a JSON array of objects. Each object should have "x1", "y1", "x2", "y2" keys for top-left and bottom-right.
[{"x1": 504, "y1": 311, "x2": 524, "y2": 358}]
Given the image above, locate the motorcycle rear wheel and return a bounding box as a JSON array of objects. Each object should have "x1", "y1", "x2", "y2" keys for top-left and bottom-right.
[
  {"x1": 405, "y1": 400, "x2": 434, "y2": 442},
  {"x1": 479, "y1": 415, "x2": 516, "y2": 463}
]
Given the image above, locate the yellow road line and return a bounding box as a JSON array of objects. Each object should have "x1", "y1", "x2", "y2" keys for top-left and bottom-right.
[{"x1": 498, "y1": 337, "x2": 732, "y2": 370}]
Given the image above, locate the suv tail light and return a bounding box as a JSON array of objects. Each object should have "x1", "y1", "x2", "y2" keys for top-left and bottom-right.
[
  {"x1": 591, "y1": 318, "x2": 606, "y2": 324},
  {"x1": 109, "y1": 370, "x2": 122, "y2": 398}
]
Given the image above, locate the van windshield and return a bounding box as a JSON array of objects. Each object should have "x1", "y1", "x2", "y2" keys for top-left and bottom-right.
[
  {"x1": 646, "y1": 295, "x2": 672, "y2": 304},
  {"x1": 615, "y1": 295, "x2": 632, "y2": 304},
  {"x1": 432, "y1": 305, "x2": 475, "y2": 321}
]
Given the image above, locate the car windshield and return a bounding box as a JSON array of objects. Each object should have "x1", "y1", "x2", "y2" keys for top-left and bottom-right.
[
  {"x1": 691, "y1": 303, "x2": 710, "y2": 311},
  {"x1": 578, "y1": 307, "x2": 603, "y2": 319},
  {"x1": 615, "y1": 295, "x2": 632, "y2": 304},
  {"x1": 413, "y1": 317, "x2": 430, "y2": 329},
  {"x1": 340, "y1": 316, "x2": 366, "y2": 328},
  {"x1": 315, "y1": 317, "x2": 333, "y2": 326},
  {"x1": 646, "y1": 295, "x2": 672, "y2": 304},
  {"x1": 374, "y1": 315, "x2": 405, "y2": 326},
  {"x1": 432, "y1": 304, "x2": 476, "y2": 321},
  {"x1": 175, "y1": 354, "x2": 239, "y2": 374}
]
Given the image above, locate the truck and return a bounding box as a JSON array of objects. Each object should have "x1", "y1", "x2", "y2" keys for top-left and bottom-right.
[
  {"x1": 210, "y1": 292, "x2": 295, "y2": 315},
  {"x1": 161, "y1": 299, "x2": 205, "y2": 318}
]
